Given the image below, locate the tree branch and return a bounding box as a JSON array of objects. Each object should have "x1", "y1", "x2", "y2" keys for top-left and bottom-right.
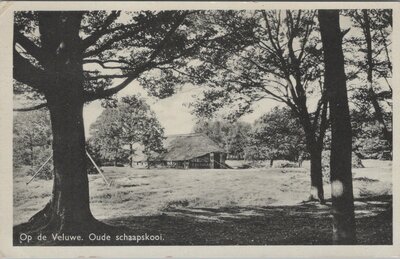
[
  {"x1": 83, "y1": 59, "x2": 131, "y2": 68},
  {"x1": 81, "y1": 11, "x2": 121, "y2": 50},
  {"x1": 84, "y1": 11, "x2": 189, "y2": 58},
  {"x1": 84, "y1": 12, "x2": 189, "y2": 101},
  {"x1": 14, "y1": 31, "x2": 45, "y2": 63},
  {"x1": 13, "y1": 102, "x2": 47, "y2": 112},
  {"x1": 13, "y1": 48, "x2": 48, "y2": 92}
]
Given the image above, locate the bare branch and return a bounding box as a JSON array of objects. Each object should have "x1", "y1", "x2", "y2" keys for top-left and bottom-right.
[
  {"x1": 83, "y1": 59, "x2": 131, "y2": 67},
  {"x1": 86, "y1": 74, "x2": 130, "y2": 80},
  {"x1": 13, "y1": 102, "x2": 47, "y2": 112},
  {"x1": 341, "y1": 28, "x2": 351, "y2": 39}
]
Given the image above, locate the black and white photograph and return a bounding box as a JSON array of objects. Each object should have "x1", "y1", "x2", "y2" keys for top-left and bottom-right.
[{"x1": 0, "y1": 1, "x2": 398, "y2": 256}]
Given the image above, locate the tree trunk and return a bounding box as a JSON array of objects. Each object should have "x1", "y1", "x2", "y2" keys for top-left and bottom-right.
[
  {"x1": 309, "y1": 149, "x2": 324, "y2": 203},
  {"x1": 30, "y1": 141, "x2": 34, "y2": 168},
  {"x1": 270, "y1": 159, "x2": 274, "y2": 167},
  {"x1": 319, "y1": 9, "x2": 356, "y2": 244},
  {"x1": 14, "y1": 12, "x2": 99, "y2": 238},
  {"x1": 129, "y1": 143, "x2": 133, "y2": 168},
  {"x1": 301, "y1": 117, "x2": 325, "y2": 203},
  {"x1": 363, "y1": 10, "x2": 392, "y2": 150},
  {"x1": 45, "y1": 93, "x2": 94, "y2": 232}
]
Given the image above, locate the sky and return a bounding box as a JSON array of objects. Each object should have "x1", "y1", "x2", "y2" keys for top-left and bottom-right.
[
  {"x1": 82, "y1": 80, "x2": 281, "y2": 137},
  {"x1": 16, "y1": 12, "x2": 385, "y2": 139},
  {"x1": 81, "y1": 14, "x2": 358, "y2": 138}
]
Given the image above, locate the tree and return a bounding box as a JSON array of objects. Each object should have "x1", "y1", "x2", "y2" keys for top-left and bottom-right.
[
  {"x1": 319, "y1": 9, "x2": 356, "y2": 244},
  {"x1": 247, "y1": 107, "x2": 307, "y2": 165},
  {"x1": 193, "y1": 120, "x2": 251, "y2": 159},
  {"x1": 13, "y1": 109, "x2": 52, "y2": 167},
  {"x1": 13, "y1": 10, "x2": 214, "y2": 236},
  {"x1": 90, "y1": 108, "x2": 127, "y2": 166},
  {"x1": 346, "y1": 10, "x2": 392, "y2": 151},
  {"x1": 351, "y1": 109, "x2": 391, "y2": 159},
  {"x1": 181, "y1": 10, "x2": 328, "y2": 202},
  {"x1": 89, "y1": 95, "x2": 165, "y2": 167}
]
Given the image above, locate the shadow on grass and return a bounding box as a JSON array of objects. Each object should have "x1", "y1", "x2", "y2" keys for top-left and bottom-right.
[{"x1": 14, "y1": 195, "x2": 392, "y2": 246}]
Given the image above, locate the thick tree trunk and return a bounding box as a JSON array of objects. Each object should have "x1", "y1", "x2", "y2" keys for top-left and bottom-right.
[
  {"x1": 13, "y1": 12, "x2": 125, "y2": 244},
  {"x1": 14, "y1": 12, "x2": 100, "y2": 238},
  {"x1": 363, "y1": 10, "x2": 392, "y2": 150},
  {"x1": 270, "y1": 159, "x2": 274, "y2": 167},
  {"x1": 319, "y1": 9, "x2": 356, "y2": 245},
  {"x1": 46, "y1": 94, "x2": 94, "y2": 232}
]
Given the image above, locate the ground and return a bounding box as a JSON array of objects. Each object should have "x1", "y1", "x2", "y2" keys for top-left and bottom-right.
[{"x1": 13, "y1": 159, "x2": 392, "y2": 245}]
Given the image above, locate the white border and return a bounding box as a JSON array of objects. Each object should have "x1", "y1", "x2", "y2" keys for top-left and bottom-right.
[{"x1": 0, "y1": 1, "x2": 399, "y2": 258}]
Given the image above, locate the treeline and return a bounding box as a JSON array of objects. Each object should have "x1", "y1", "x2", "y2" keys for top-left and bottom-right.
[
  {"x1": 13, "y1": 103, "x2": 391, "y2": 171},
  {"x1": 13, "y1": 95, "x2": 166, "y2": 170},
  {"x1": 193, "y1": 106, "x2": 391, "y2": 164}
]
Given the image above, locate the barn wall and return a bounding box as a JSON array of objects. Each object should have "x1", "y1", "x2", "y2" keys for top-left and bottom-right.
[{"x1": 154, "y1": 152, "x2": 227, "y2": 169}]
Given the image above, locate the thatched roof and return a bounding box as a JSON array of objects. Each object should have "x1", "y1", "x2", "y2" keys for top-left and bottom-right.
[
  {"x1": 131, "y1": 133, "x2": 225, "y2": 162},
  {"x1": 161, "y1": 133, "x2": 225, "y2": 161}
]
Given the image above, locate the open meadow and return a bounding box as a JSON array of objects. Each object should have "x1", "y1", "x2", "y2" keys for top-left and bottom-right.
[{"x1": 13, "y1": 159, "x2": 392, "y2": 245}]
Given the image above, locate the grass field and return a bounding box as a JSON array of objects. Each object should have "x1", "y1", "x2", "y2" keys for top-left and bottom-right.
[{"x1": 13, "y1": 159, "x2": 392, "y2": 245}]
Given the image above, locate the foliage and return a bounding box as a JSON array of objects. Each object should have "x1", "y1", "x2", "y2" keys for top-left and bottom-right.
[
  {"x1": 25, "y1": 148, "x2": 53, "y2": 180},
  {"x1": 89, "y1": 95, "x2": 165, "y2": 165},
  {"x1": 193, "y1": 120, "x2": 251, "y2": 159},
  {"x1": 344, "y1": 9, "x2": 392, "y2": 83},
  {"x1": 86, "y1": 138, "x2": 104, "y2": 174},
  {"x1": 13, "y1": 11, "x2": 227, "y2": 108},
  {"x1": 246, "y1": 107, "x2": 307, "y2": 162},
  {"x1": 344, "y1": 9, "x2": 393, "y2": 149},
  {"x1": 351, "y1": 110, "x2": 391, "y2": 159},
  {"x1": 13, "y1": 109, "x2": 52, "y2": 167}
]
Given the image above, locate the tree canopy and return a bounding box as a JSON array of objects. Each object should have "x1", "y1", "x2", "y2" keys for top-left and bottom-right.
[
  {"x1": 89, "y1": 95, "x2": 165, "y2": 166},
  {"x1": 14, "y1": 11, "x2": 221, "y2": 109},
  {"x1": 246, "y1": 107, "x2": 306, "y2": 162},
  {"x1": 13, "y1": 109, "x2": 52, "y2": 167},
  {"x1": 193, "y1": 120, "x2": 251, "y2": 159}
]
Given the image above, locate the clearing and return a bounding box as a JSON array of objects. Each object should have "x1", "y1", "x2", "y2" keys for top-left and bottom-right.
[{"x1": 13, "y1": 159, "x2": 392, "y2": 245}]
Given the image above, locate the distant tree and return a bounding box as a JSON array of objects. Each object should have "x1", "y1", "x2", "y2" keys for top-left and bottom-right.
[
  {"x1": 90, "y1": 95, "x2": 165, "y2": 167},
  {"x1": 319, "y1": 9, "x2": 356, "y2": 244},
  {"x1": 351, "y1": 109, "x2": 391, "y2": 159},
  {"x1": 193, "y1": 120, "x2": 251, "y2": 159},
  {"x1": 346, "y1": 9, "x2": 392, "y2": 151},
  {"x1": 246, "y1": 107, "x2": 307, "y2": 166},
  {"x1": 13, "y1": 109, "x2": 52, "y2": 168},
  {"x1": 90, "y1": 109, "x2": 126, "y2": 166},
  {"x1": 225, "y1": 122, "x2": 252, "y2": 159},
  {"x1": 85, "y1": 138, "x2": 103, "y2": 174}
]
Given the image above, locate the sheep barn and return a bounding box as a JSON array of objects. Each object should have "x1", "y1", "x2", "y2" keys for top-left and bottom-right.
[{"x1": 131, "y1": 133, "x2": 229, "y2": 169}]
